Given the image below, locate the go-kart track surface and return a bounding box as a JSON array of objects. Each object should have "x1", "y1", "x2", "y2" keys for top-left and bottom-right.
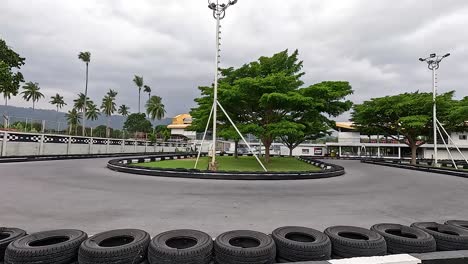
[{"x1": 1, "y1": 158, "x2": 467, "y2": 237}]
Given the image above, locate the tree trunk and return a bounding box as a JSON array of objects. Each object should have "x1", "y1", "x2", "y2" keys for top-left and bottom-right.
[
  {"x1": 138, "y1": 89, "x2": 141, "y2": 113},
  {"x1": 106, "y1": 116, "x2": 111, "y2": 138},
  {"x1": 234, "y1": 140, "x2": 238, "y2": 159},
  {"x1": 411, "y1": 144, "x2": 418, "y2": 165},
  {"x1": 289, "y1": 147, "x2": 293, "y2": 157},
  {"x1": 82, "y1": 63, "x2": 89, "y2": 136},
  {"x1": 262, "y1": 138, "x2": 272, "y2": 163}
]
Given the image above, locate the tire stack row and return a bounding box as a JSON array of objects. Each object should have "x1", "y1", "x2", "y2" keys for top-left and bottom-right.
[{"x1": 1, "y1": 220, "x2": 468, "y2": 264}]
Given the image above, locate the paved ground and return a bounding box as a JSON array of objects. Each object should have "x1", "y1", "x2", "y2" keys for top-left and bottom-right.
[{"x1": 1, "y1": 159, "x2": 467, "y2": 237}]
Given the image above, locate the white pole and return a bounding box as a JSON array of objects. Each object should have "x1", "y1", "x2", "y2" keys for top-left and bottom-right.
[
  {"x1": 436, "y1": 125, "x2": 457, "y2": 169},
  {"x1": 433, "y1": 68, "x2": 438, "y2": 165},
  {"x1": 211, "y1": 11, "x2": 221, "y2": 168},
  {"x1": 437, "y1": 119, "x2": 468, "y2": 164},
  {"x1": 218, "y1": 101, "x2": 268, "y2": 172},
  {"x1": 195, "y1": 104, "x2": 214, "y2": 169}
]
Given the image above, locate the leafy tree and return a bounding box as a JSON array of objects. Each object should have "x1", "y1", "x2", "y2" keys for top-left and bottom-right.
[
  {"x1": 280, "y1": 81, "x2": 353, "y2": 156},
  {"x1": 133, "y1": 75, "x2": 144, "y2": 113},
  {"x1": 86, "y1": 102, "x2": 100, "y2": 121},
  {"x1": 146, "y1": 95, "x2": 166, "y2": 121},
  {"x1": 218, "y1": 127, "x2": 242, "y2": 158},
  {"x1": 191, "y1": 49, "x2": 351, "y2": 163},
  {"x1": 351, "y1": 91, "x2": 458, "y2": 164},
  {"x1": 0, "y1": 39, "x2": 25, "y2": 109},
  {"x1": 446, "y1": 96, "x2": 468, "y2": 131},
  {"x1": 101, "y1": 89, "x2": 118, "y2": 138},
  {"x1": 155, "y1": 124, "x2": 171, "y2": 141},
  {"x1": 93, "y1": 125, "x2": 108, "y2": 138},
  {"x1": 21, "y1": 82, "x2": 44, "y2": 110},
  {"x1": 78, "y1": 51, "x2": 91, "y2": 136},
  {"x1": 144, "y1": 85, "x2": 151, "y2": 101},
  {"x1": 66, "y1": 108, "x2": 81, "y2": 135},
  {"x1": 123, "y1": 113, "x2": 152, "y2": 134}
]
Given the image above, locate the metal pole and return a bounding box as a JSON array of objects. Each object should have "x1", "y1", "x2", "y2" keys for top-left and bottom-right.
[
  {"x1": 432, "y1": 68, "x2": 438, "y2": 165},
  {"x1": 437, "y1": 119, "x2": 468, "y2": 164},
  {"x1": 195, "y1": 104, "x2": 215, "y2": 169},
  {"x1": 218, "y1": 101, "x2": 268, "y2": 172},
  {"x1": 211, "y1": 12, "x2": 221, "y2": 168},
  {"x1": 436, "y1": 125, "x2": 457, "y2": 169}
]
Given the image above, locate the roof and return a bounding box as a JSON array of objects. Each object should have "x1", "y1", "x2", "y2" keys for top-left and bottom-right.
[
  {"x1": 167, "y1": 124, "x2": 191, "y2": 129},
  {"x1": 335, "y1": 122, "x2": 355, "y2": 130},
  {"x1": 168, "y1": 113, "x2": 192, "y2": 130}
]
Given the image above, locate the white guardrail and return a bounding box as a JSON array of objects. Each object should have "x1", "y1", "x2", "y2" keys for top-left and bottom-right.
[{"x1": 0, "y1": 130, "x2": 191, "y2": 157}]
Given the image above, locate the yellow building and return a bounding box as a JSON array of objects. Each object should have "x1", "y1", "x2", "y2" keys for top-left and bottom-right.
[{"x1": 167, "y1": 114, "x2": 196, "y2": 140}]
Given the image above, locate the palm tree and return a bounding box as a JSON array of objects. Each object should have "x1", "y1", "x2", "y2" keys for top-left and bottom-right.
[
  {"x1": 78, "y1": 51, "x2": 91, "y2": 136},
  {"x1": 65, "y1": 108, "x2": 81, "y2": 135},
  {"x1": 50, "y1": 93, "x2": 66, "y2": 112},
  {"x1": 86, "y1": 102, "x2": 100, "y2": 121},
  {"x1": 144, "y1": 85, "x2": 151, "y2": 101},
  {"x1": 21, "y1": 82, "x2": 44, "y2": 110},
  {"x1": 118, "y1": 105, "x2": 130, "y2": 117},
  {"x1": 0, "y1": 84, "x2": 19, "y2": 107},
  {"x1": 73, "y1": 93, "x2": 92, "y2": 115},
  {"x1": 146, "y1": 95, "x2": 166, "y2": 121},
  {"x1": 50, "y1": 93, "x2": 67, "y2": 132},
  {"x1": 107, "y1": 89, "x2": 118, "y2": 99},
  {"x1": 101, "y1": 90, "x2": 118, "y2": 138},
  {"x1": 133, "y1": 75, "x2": 144, "y2": 113},
  {"x1": 118, "y1": 104, "x2": 130, "y2": 138}
]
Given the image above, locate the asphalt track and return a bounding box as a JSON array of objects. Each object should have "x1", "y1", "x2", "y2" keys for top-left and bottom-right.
[{"x1": 0, "y1": 158, "x2": 467, "y2": 237}]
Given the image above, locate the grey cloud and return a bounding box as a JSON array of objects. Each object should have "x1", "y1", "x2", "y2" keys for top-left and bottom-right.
[{"x1": 1, "y1": 0, "x2": 468, "y2": 120}]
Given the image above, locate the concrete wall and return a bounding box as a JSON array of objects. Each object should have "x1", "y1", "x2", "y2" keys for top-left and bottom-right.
[
  {"x1": 0, "y1": 131, "x2": 189, "y2": 157},
  {"x1": 338, "y1": 132, "x2": 361, "y2": 144}
]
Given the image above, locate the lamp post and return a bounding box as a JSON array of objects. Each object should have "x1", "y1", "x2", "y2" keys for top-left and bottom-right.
[
  {"x1": 207, "y1": 0, "x2": 238, "y2": 170},
  {"x1": 419, "y1": 53, "x2": 450, "y2": 166}
]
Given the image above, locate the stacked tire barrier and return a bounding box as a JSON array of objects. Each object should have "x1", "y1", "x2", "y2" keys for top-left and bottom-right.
[{"x1": 1, "y1": 220, "x2": 468, "y2": 263}]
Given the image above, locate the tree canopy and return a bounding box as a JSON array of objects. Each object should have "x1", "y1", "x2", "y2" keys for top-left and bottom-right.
[
  {"x1": 191, "y1": 49, "x2": 353, "y2": 162},
  {"x1": 124, "y1": 113, "x2": 152, "y2": 134},
  {"x1": 351, "y1": 91, "x2": 461, "y2": 164},
  {"x1": 0, "y1": 39, "x2": 25, "y2": 106}
]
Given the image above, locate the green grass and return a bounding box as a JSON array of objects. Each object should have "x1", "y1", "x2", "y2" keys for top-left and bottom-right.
[{"x1": 136, "y1": 156, "x2": 321, "y2": 172}]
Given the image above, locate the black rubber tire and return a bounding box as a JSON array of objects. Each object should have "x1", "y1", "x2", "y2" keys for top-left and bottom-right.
[
  {"x1": 214, "y1": 230, "x2": 275, "y2": 264},
  {"x1": 272, "y1": 226, "x2": 331, "y2": 262},
  {"x1": 0, "y1": 228, "x2": 27, "y2": 261},
  {"x1": 78, "y1": 229, "x2": 150, "y2": 264},
  {"x1": 411, "y1": 222, "x2": 468, "y2": 251},
  {"x1": 370, "y1": 223, "x2": 436, "y2": 254},
  {"x1": 148, "y1": 229, "x2": 213, "y2": 264},
  {"x1": 445, "y1": 220, "x2": 468, "y2": 230},
  {"x1": 4, "y1": 229, "x2": 87, "y2": 264},
  {"x1": 324, "y1": 226, "x2": 386, "y2": 258}
]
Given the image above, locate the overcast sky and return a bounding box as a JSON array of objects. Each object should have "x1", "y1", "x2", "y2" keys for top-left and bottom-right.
[{"x1": 2, "y1": 0, "x2": 468, "y2": 120}]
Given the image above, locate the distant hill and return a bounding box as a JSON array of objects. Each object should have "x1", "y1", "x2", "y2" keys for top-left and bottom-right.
[{"x1": 0, "y1": 105, "x2": 172, "y2": 129}]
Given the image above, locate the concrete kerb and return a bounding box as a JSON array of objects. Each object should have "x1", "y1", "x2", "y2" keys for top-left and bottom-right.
[
  {"x1": 276, "y1": 250, "x2": 468, "y2": 263},
  {"x1": 0, "y1": 152, "x2": 182, "y2": 163},
  {"x1": 107, "y1": 154, "x2": 345, "y2": 180},
  {"x1": 362, "y1": 159, "x2": 468, "y2": 178}
]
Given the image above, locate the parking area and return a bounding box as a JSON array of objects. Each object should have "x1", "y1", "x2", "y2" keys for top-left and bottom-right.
[{"x1": 0, "y1": 159, "x2": 467, "y2": 236}]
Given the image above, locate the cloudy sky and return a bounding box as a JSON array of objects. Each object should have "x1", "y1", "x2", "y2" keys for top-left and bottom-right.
[{"x1": 2, "y1": 0, "x2": 468, "y2": 120}]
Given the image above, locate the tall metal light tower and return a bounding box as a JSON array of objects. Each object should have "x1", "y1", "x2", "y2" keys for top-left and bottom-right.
[
  {"x1": 207, "y1": 0, "x2": 238, "y2": 170},
  {"x1": 194, "y1": 0, "x2": 267, "y2": 172},
  {"x1": 419, "y1": 52, "x2": 450, "y2": 166}
]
